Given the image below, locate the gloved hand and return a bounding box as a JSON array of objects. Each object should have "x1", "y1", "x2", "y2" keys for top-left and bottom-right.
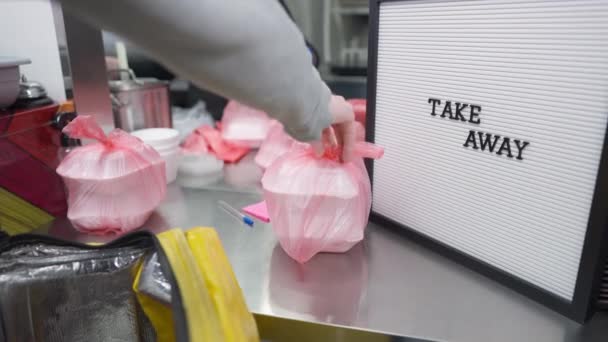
[{"x1": 314, "y1": 95, "x2": 357, "y2": 162}]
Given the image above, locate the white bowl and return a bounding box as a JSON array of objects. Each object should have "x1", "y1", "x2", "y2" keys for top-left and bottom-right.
[
  {"x1": 178, "y1": 171, "x2": 224, "y2": 189},
  {"x1": 131, "y1": 128, "x2": 180, "y2": 150},
  {"x1": 153, "y1": 144, "x2": 179, "y2": 156},
  {"x1": 179, "y1": 152, "x2": 224, "y2": 176}
]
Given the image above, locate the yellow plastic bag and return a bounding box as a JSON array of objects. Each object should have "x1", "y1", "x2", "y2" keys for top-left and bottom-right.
[
  {"x1": 133, "y1": 260, "x2": 176, "y2": 342},
  {"x1": 156, "y1": 228, "x2": 224, "y2": 341},
  {"x1": 186, "y1": 228, "x2": 260, "y2": 342}
]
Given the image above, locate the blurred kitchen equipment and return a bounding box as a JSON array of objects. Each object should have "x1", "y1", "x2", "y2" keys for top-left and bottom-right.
[
  {"x1": 18, "y1": 75, "x2": 47, "y2": 100},
  {"x1": 11, "y1": 75, "x2": 54, "y2": 110},
  {"x1": 0, "y1": 103, "x2": 70, "y2": 235},
  {"x1": 108, "y1": 69, "x2": 171, "y2": 132},
  {"x1": 115, "y1": 41, "x2": 130, "y2": 79},
  {"x1": 0, "y1": 57, "x2": 31, "y2": 108},
  {"x1": 324, "y1": 0, "x2": 369, "y2": 76}
]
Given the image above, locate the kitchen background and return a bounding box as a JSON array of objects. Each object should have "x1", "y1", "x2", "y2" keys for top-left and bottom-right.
[{"x1": 0, "y1": 0, "x2": 369, "y2": 118}]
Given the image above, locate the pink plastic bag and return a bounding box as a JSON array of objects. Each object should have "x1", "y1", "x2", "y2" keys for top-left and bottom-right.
[
  {"x1": 182, "y1": 125, "x2": 250, "y2": 163},
  {"x1": 347, "y1": 98, "x2": 366, "y2": 126},
  {"x1": 221, "y1": 100, "x2": 272, "y2": 147},
  {"x1": 56, "y1": 116, "x2": 166, "y2": 235},
  {"x1": 261, "y1": 141, "x2": 383, "y2": 263},
  {"x1": 254, "y1": 120, "x2": 295, "y2": 169},
  {"x1": 181, "y1": 128, "x2": 210, "y2": 154}
]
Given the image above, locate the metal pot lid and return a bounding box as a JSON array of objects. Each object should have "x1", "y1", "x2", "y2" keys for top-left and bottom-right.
[
  {"x1": 18, "y1": 75, "x2": 47, "y2": 99},
  {"x1": 108, "y1": 69, "x2": 167, "y2": 92},
  {"x1": 0, "y1": 57, "x2": 31, "y2": 68}
]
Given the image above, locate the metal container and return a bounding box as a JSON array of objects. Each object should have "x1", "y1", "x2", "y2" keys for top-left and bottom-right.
[
  {"x1": 109, "y1": 69, "x2": 171, "y2": 131},
  {"x1": 0, "y1": 57, "x2": 31, "y2": 108},
  {"x1": 18, "y1": 75, "x2": 48, "y2": 100}
]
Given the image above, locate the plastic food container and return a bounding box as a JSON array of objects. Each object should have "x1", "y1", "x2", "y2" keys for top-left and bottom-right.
[
  {"x1": 158, "y1": 149, "x2": 180, "y2": 184},
  {"x1": 57, "y1": 143, "x2": 166, "y2": 234},
  {"x1": 131, "y1": 128, "x2": 180, "y2": 150},
  {"x1": 131, "y1": 128, "x2": 180, "y2": 184},
  {"x1": 177, "y1": 151, "x2": 224, "y2": 188},
  {"x1": 179, "y1": 151, "x2": 224, "y2": 176},
  {"x1": 220, "y1": 101, "x2": 271, "y2": 148},
  {"x1": 0, "y1": 57, "x2": 30, "y2": 108}
]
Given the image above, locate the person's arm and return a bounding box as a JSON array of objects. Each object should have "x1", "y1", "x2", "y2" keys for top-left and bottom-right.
[{"x1": 61, "y1": 0, "x2": 332, "y2": 142}]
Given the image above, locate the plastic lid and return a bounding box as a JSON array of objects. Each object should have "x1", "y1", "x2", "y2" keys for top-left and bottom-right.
[{"x1": 131, "y1": 128, "x2": 180, "y2": 144}]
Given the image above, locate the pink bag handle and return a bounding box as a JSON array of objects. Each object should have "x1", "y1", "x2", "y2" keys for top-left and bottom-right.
[
  {"x1": 62, "y1": 115, "x2": 108, "y2": 144},
  {"x1": 353, "y1": 141, "x2": 384, "y2": 160}
]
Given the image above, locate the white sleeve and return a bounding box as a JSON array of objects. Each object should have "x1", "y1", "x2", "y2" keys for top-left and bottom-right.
[{"x1": 61, "y1": 0, "x2": 332, "y2": 141}]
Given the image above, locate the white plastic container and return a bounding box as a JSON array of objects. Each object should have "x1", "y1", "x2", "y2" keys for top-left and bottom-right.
[
  {"x1": 131, "y1": 128, "x2": 180, "y2": 150},
  {"x1": 158, "y1": 149, "x2": 180, "y2": 184},
  {"x1": 179, "y1": 151, "x2": 224, "y2": 176},
  {"x1": 177, "y1": 151, "x2": 224, "y2": 188},
  {"x1": 131, "y1": 128, "x2": 180, "y2": 183},
  {"x1": 221, "y1": 101, "x2": 271, "y2": 148}
]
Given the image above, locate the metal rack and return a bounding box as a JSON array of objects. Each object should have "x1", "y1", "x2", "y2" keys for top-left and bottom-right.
[{"x1": 323, "y1": 0, "x2": 369, "y2": 75}]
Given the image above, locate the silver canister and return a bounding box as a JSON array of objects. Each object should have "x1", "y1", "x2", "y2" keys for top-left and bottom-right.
[{"x1": 109, "y1": 69, "x2": 171, "y2": 131}]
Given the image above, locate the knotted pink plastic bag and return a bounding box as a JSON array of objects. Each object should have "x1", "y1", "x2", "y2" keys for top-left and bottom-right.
[
  {"x1": 56, "y1": 116, "x2": 166, "y2": 235},
  {"x1": 262, "y1": 140, "x2": 383, "y2": 263},
  {"x1": 254, "y1": 120, "x2": 295, "y2": 169}
]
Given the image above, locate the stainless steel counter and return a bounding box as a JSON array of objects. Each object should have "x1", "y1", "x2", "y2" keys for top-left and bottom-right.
[{"x1": 45, "y1": 157, "x2": 608, "y2": 342}]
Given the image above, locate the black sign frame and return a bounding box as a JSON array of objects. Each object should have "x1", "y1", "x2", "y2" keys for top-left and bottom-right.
[{"x1": 365, "y1": 0, "x2": 608, "y2": 323}]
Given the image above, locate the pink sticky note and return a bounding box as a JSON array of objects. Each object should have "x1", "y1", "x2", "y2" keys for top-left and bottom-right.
[{"x1": 243, "y1": 201, "x2": 270, "y2": 223}]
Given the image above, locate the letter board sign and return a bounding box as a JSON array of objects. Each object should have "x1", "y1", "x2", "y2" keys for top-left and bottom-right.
[{"x1": 367, "y1": 0, "x2": 608, "y2": 322}]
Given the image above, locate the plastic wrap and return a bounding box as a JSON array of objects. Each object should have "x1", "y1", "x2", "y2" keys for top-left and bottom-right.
[
  {"x1": 262, "y1": 141, "x2": 383, "y2": 263},
  {"x1": 133, "y1": 251, "x2": 176, "y2": 342},
  {"x1": 137, "y1": 252, "x2": 172, "y2": 304},
  {"x1": 221, "y1": 100, "x2": 271, "y2": 147},
  {"x1": 254, "y1": 120, "x2": 296, "y2": 169},
  {"x1": 172, "y1": 101, "x2": 215, "y2": 143},
  {"x1": 56, "y1": 116, "x2": 167, "y2": 235}
]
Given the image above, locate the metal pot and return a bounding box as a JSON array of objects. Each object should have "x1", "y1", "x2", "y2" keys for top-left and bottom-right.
[{"x1": 108, "y1": 69, "x2": 171, "y2": 131}]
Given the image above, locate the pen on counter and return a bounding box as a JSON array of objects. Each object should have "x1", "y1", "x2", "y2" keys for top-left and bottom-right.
[{"x1": 218, "y1": 200, "x2": 254, "y2": 227}]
